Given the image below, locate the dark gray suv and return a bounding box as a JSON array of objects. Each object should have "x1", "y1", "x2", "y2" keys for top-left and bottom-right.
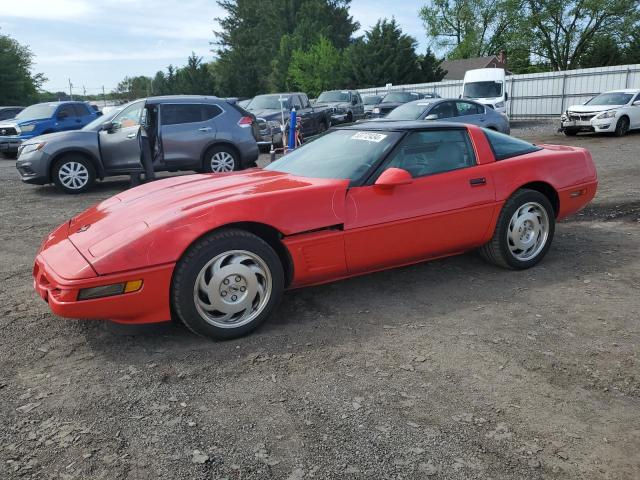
[{"x1": 16, "y1": 96, "x2": 259, "y2": 194}]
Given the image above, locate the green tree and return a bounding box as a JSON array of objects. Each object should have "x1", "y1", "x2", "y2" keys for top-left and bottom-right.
[
  {"x1": 174, "y1": 53, "x2": 216, "y2": 95},
  {"x1": 0, "y1": 33, "x2": 45, "y2": 105},
  {"x1": 344, "y1": 19, "x2": 423, "y2": 88},
  {"x1": 419, "y1": 48, "x2": 447, "y2": 82},
  {"x1": 114, "y1": 75, "x2": 153, "y2": 101},
  {"x1": 288, "y1": 36, "x2": 345, "y2": 96},
  {"x1": 523, "y1": 0, "x2": 639, "y2": 70}
]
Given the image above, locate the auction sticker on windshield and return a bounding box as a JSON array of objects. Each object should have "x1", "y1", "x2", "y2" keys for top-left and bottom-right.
[{"x1": 351, "y1": 132, "x2": 388, "y2": 142}]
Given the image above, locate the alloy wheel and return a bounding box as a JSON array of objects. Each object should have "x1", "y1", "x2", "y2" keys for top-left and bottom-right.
[
  {"x1": 58, "y1": 161, "x2": 90, "y2": 190},
  {"x1": 210, "y1": 152, "x2": 235, "y2": 172},
  {"x1": 507, "y1": 202, "x2": 550, "y2": 261}
]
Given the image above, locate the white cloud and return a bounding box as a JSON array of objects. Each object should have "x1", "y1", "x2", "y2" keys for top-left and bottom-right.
[{"x1": 0, "y1": 0, "x2": 95, "y2": 20}]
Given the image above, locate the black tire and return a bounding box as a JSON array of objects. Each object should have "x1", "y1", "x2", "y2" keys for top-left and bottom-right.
[
  {"x1": 346, "y1": 112, "x2": 353, "y2": 123},
  {"x1": 171, "y1": 229, "x2": 284, "y2": 340},
  {"x1": 52, "y1": 154, "x2": 96, "y2": 194},
  {"x1": 563, "y1": 128, "x2": 578, "y2": 136},
  {"x1": 479, "y1": 189, "x2": 555, "y2": 270},
  {"x1": 318, "y1": 120, "x2": 328, "y2": 134},
  {"x1": 614, "y1": 116, "x2": 629, "y2": 137},
  {"x1": 203, "y1": 145, "x2": 240, "y2": 173}
]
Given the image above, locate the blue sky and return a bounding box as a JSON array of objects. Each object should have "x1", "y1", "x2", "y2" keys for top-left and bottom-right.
[{"x1": 0, "y1": 0, "x2": 428, "y2": 94}]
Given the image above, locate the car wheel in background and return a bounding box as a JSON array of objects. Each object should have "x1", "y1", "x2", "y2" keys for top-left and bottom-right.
[
  {"x1": 614, "y1": 116, "x2": 629, "y2": 137},
  {"x1": 563, "y1": 128, "x2": 578, "y2": 136},
  {"x1": 52, "y1": 154, "x2": 96, "y2": 194},
  {"x1": 479, "y1": 189, "x2": 555, "y2": 270},
  {"x1": 204, "y1": 145, "x2": 239, "y2": 173},
  {"x1": 171, "y1": 229, "x2": 284, "y2": 340}
]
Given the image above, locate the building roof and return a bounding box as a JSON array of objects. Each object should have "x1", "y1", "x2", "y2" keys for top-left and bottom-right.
[{"x1": 441, "y1": 55, "x2": 509, "y2": 80}]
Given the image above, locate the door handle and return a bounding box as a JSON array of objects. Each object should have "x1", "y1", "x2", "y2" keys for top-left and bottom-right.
[
  {"x1": 198, "y1": 127, "x2": 212, "y2": 132},
  {"x1": 470, "y1": 177, "x2": 486, "y2": 186},
  {"x1": 126, "y1": 133, "x2": 137, "y2": 139}
]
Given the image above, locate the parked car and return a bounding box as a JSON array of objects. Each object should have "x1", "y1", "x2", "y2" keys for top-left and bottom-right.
[
  {"x1": 362, "y1": 95, "x2": 382, "y2": 118},
  {"x1": 371, "y1": 91, "x2": 440, "y2": 117},
  {"x1": 560, "y1": 89, "x2": 640, "y2": 137},
  {"x1": 0, "y1": 101, "x2": 98, "y2": 158},
  {"x1": 246, "y1": 93, "x2": 332, "y2": 148},
  {"x1": 238, "y1": 99, "x2": 252, "y2": 108},
  {"x1": 315, "y1": 89, "x2": 364, "y2": 124},
  {"x1": 382, "y1": 98, "x2": 510, "y2": 134},
  {"x1": 33, "y1": 121, "x2": 597, "y2": 339},
  {"x1": 462, "y1": 68, "x2": 509, "y2": 116},
  {"x1": 16, "y1": 96, "x2": 259, "y2": 194},
  {"x1": 0, "y1": 106, "x2": 24, "y2": 122}
]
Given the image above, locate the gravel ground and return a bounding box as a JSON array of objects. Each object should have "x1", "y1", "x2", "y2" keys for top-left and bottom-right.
[{"x1": 1, "y1": 125, "x2": 639, "y2": 479}]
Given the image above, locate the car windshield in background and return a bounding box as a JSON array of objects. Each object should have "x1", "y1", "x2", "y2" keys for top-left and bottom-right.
[
  {"x1": 265, "y1": 129, "x2": 402, "y2": 181},
  {"x1": 247, "y1": 95, "x2": 288, "y2": 110},
  {"x1": 585, "y1": 93, "x2": 633, "y2": 106},
  {"x1": 386, "y1": 101, "x2": 434, "y2": 120},
  {"x1": 363, "y1": 96, "x2": 382, "y2": 105},
  {"x1": 317, "y1": 91, "x2": 350, "y2": 103},
  {"x1": 463, "y1": 81, "x2": 503, "y2": 98},
  {"x1": 383, "y1": 92, "x2": 419, "y2": 103},
  {"x1": 15, "y1": 104, "x2": 57, "y2": 120},
  {"x1": 483, "y1": 128, "x2": 541, "y2": 160}
]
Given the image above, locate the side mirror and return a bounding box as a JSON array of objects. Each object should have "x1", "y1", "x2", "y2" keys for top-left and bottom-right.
[
  {"x1": 352, "y1": 98, "x2": 358, "y2": 105},
  {"x1": 505, "y1": 91, "x2": 509, "y2": 100},
  {"x1": 375, "y1": 168, "x2": 413, "y2": 188},
  {"x1": 458, "y1": 94, "x2": 462, "y2": 99},
  {"x1": 424, "y1": 113, "x2": 438, "y2": 121},
  {"x1": 633, "y1": 100, "x2": 640, "y2": 106},
  {"x1": 101, "y1": 121, "x2": 115, "y2": 133}
]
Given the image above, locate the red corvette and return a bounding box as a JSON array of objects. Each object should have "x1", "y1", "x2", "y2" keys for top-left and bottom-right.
[{"x1": 34, "y1": 122, "x2": 597, "y2": 339}]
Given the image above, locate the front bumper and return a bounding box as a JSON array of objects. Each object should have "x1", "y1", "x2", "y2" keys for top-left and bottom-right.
[
  {"x1": 34, "y1": 235, "x2": 174, "y2": 324},
  {"x1": 560, "y1": 116, "x2": 616, "y2": 133},
  {"x1": 16, "y1": 149, "x2": 50, "y2": 185},
  {"x1": 330, "y1": 113, "x2": 349, "y2": 124}
]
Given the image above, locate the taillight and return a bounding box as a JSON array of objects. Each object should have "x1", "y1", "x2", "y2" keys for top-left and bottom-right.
[{"x1": 238, "y1": 116, "x2": 253, "y2": 128}]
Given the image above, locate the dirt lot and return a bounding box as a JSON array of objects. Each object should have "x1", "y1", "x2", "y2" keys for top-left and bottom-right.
[{"x1": 1, "y1": 125, "x2": 639, "y2": 480}]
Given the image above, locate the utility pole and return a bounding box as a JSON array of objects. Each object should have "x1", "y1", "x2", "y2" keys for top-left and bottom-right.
[
  {"x1": 82, "y1": 85, "x2": 87, "y2": 97},
  {"x1": 102, "y1": 86, "x2": 107, "y2": 108},
  {"x1": 68, "y1": 78, "x2": 74, "y2": 100}
]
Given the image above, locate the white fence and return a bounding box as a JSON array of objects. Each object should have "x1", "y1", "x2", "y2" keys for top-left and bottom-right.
[{"x1": 357, "y1": 64, "x2": 640, "y2": 119}]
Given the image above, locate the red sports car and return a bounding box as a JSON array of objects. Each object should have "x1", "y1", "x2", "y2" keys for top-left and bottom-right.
[{"x1": 34, "y1": 122, "x2": 597, "y2": 339}]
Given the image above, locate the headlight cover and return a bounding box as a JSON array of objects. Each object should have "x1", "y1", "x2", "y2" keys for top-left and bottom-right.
[
  {"x1": 373, "y1": 107, "x2": 380, "y2": 114},
  {"x1": 20, "y1": 142, "x2": 46, "y2": 155},
  {"x1": 20, "y1": 124, "x2": 37, "y2": 133},
  {"x1": 494, "y1": 101, "x2": 505, "y2": 109},
  {"x1": 596, "y1": 110, "x2": 617, "y2": 119}
]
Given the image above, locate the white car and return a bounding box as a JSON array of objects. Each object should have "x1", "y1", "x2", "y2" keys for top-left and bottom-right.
[{"x1": 561, "y1": 89, "x2": 640, "y2": 137}]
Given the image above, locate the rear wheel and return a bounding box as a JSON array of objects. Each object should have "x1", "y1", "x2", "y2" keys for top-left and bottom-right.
[
  {"x1": 171, "y1": 229, "x2": 284, "y2": 340},
  {"x1": 479, "y1": 189, "x2": 555, "y2": 270},
  {"x1": 204, "y1": 145, "x2": 239, "y2": 173},
  {"x1": 52, "y1": 154, "x2": 96, "y2": 194},
  {"x1": 614, "y1": 116, "x2": 629, "y2": 137}
]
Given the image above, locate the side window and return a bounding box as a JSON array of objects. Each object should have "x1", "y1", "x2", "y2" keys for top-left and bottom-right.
[
  {"x1": 73, "y1": 104, "x2": 90, "y2": 117},
  {"x1": 483, "y1": 128, "x2": 541, "y2": 160},
  {"x1": 203, "y1": 104, "x2": 223, "y2": 120},
  {"x1": 456, "y1": 101, "x2": 482, "y2": 116},
  {"x1": 113, "y1": 102, "x2": 143, "y2": 129},
  {"x1": 57, "y1": 104, "x2": 76, "y2": 119},
  {"x1": 162, "y1": 104, "x2": 203, "y2": 125},
  {"x1": 385, "y1": 129, "x2": 476, "y2": 178},
  {"x1": 291, "y1": 95, "x2": 303, "y2": 110},
  {"x1": 429, "y1": 101, "x2": 457, "y2": 119}
]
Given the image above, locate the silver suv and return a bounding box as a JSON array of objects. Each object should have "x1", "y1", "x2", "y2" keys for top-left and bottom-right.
[{"x1": 16, "y1": 96, "x2": 259, "y2": 194}]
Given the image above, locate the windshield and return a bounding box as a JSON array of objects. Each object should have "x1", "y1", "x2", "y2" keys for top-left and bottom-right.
[
  {"x1": 382, "y1": 92, "x2": 420, "y2": 103},
  {"x1": 15, "y1": 104, "x2": 57, "y2": 120},
  {"x1": 317, "y1": 91, "x2": 350, "y2": 103},
  {"x1": 363, "y1": 96, "x2": 382, "y2": 105},
  {"x1": 585, "y1": 92, "x2": 633, "y2": 106},
  {"x1": 463, "y1": 81, "x2": 503, "y2": 99},
  {"x1": 82, "y1": 107, "x2": 123, "y2": 131},
  {"x1": 386, "y1": 101, "x2": 434, "y2": 120},
  {"x1": 247, "y1": 95, "x2": 289, "y2": 110},
  {"x1": 265, "y1": 129, "x2": 402, "y2": 181}
]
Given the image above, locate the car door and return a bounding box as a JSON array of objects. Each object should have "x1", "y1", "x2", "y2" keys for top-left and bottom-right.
[
  {"x1": 629, "y1": 93, "x2": 640, "y2": 128},
  {"x1": 352, "y1": 92, "x2": 365, "y2": 119},
  {"x1": 291, "y1": 95, "x2": 310, "y2": 136},
  {"x1": 72, "y1": 103, "x2": 95, "y2": 128},
  {"x1": 160, "y1": 103, "x2": 216, "y2": 167},
  {"x1": 98, "y1": 101, "x2": 144, "y2": 171},
  {"x1": 343, "y1": 128, "x2": 496, "y2": 274},
  {"x1": 54, "y1": 104, "x2": 80, "y2": 131}
]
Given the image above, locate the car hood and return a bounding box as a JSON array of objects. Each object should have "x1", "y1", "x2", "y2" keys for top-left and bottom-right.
[
  {"x1": 67, "y1": 169, "x2": 349, "y2": 273},
  {"x1": 24, "y1": 129, "x2": 98, "y2": 144},
  {"x1": 567, "y1": 104, "x2": 622, "y2": 113},
  {"x1": 248, "y1": 109, "x2": 287, "y2": 121},
  {"x1": 376, "y1": 102, "x2": 404, "y2": 110}
]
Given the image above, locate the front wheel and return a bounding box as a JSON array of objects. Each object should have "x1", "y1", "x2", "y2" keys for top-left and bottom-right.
[
  {"x1": 171, "y1": 229, "x2": 284, "y2": 339},
  {"x1": 614, "y1": 116, "x2": 629, "y2": 137},
  {"x1": 563, "y1": 128, "x2": 578, "y2": 136},
  {"x1": 479, "y1": 189, "x2": 555, "y2": 269},
  {"x1": 52, "y1": 154, "x2": 96, "y2": 194}
]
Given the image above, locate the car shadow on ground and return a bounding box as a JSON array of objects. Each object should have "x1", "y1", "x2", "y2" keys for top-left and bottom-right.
[{"x1": 78, "y1": 220, "x2": 618, "y2": 365}]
